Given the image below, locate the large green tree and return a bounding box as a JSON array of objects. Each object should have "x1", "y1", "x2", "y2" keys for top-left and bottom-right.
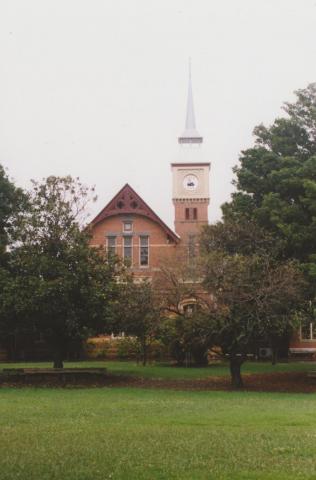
[
  {"x1": 153, "y1": 248, "x2": 211, "y2": 367},
  {"x1": 0, "y1": 165, "x2": 27, "y2": 353},
  {"x1": 0, "y1": 164, "x2": 26, "y2": 260},
  {"x1": 5, "y1": 176, "x2": 119, "y2": 367},
  {"x1": 112, "y1": 279, "x2": 159, "y2": 366},
  {"x1": 223, "y1": 83, "x2": 316, "y2": 281},
  {"x1": 201, "y1": 236, "x2": 304, "y2": 388}
]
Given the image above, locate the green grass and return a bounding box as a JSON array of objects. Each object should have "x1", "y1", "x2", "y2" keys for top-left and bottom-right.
[
  {"x1": 1, "y1": 388, "x2": 316, "y2": 479},
  {"x1": 1, "y1": 359, "x2": 316, "y2": 379}
]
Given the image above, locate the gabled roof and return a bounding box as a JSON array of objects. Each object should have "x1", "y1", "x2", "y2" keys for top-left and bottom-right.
[{"x1": 90, "y1": 184, "x2": 180, "y2": 243}]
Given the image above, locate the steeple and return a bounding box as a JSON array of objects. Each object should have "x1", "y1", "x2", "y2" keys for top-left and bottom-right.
[{"x1": 178, "y1": 60, "x2": 203, "y2": 144}]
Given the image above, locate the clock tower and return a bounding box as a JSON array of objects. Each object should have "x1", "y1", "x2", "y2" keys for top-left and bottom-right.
[{"x1": 172, "y1": 64, "x2": 210, "y2": 241}]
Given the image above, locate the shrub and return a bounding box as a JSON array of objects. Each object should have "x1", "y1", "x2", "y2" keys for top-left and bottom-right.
[{"x1": 116, "y1": 337, "x2": 139, "y2": 360}]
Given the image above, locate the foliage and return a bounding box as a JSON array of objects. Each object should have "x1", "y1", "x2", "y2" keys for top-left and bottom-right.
[
  {"x1": 154, "y1": 249, "x2": 211, "y2": 366},
  {"x1": 201, "y1": 220, "x2": 305, "y2": 388},
  {"x1": 154, "y1": 247, "x2": 205, "y2": 314},
  {"x1": 84, "y1": 337, "x2": 112, "y2": 359},
  {"x1": 159, "y1": 312, "x2": 210, "y2": 367},
  {"x1": 112, "y1": 279, "x2": 159, "y2": 365},
  {"x1": 84, "y1": 336, "x2": 166, "y2": 361},
  {"x1": 3, "y1": 176, "x2": 119, "y2": 367},
  {"x1": 115, "y1": 337, "x2": 165, "y2": 362},
  {"x1": 0, "y1": 166, "x2": 28, "y2": 350},
  {"x1": 0, "y1": 164, "x2": 26, "y2": 259},
  {"x1": 222, "y1": 83, "x2": 316, "y2": 285},
  {"x1": 116, "y1": 336, "x2": 140, "y2": 360},
  {"x1": 201, "y1": 217, "x2": 278, "y2": 257},
  {"x1": 211, "y1": 85, "x2": 316, "y2": 385}
]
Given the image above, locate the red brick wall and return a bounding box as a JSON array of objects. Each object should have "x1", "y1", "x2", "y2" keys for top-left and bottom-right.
[
  {"x1": 173, "y1": 200, "x2": 209, "y2": 240},
  {"x1": 90, "y1": 213, "x2": 177, "y2": 280},
  {"x1": 90, "y1": 209, "x2": 315, "y2": 356},
  {"x1": 289, "y1": 334, "x2": 316, "y2": 351}
]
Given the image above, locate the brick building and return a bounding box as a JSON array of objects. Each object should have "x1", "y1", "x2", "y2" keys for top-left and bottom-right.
[
  {"x1": 89, "y1": 69, "x2": 315, "y2": 358},
  {"x1": 89, "y1": 67, "x2": 210, "y2": 282}
]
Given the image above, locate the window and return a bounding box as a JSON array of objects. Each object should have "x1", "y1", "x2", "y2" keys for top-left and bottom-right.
[
  {"x1": 107, "y1": 236, "x2": 116, "y2": 257},
  {"x1": 183, "y1": 303, "x2": 197, "y2": 317},
  {"x1": 301, "y1": 322, "x2": 316, "y2": 340},
  {"x1": 140, "y1": 236, "x2": 149, "y2": 266},
  {"x1": 123, "y1": 221, "x2": 133, "y2": 233},
  {"x1": 185, "y1": 208, "x2": 198, "y2": 220},
  {"x1": 123, "y1": 236, "x2": 132, "y2": 262}
]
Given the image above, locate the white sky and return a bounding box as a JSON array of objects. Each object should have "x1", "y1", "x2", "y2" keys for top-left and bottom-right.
[{"x1": 1, "y1": 0, "x2": 316, "y2": 229}]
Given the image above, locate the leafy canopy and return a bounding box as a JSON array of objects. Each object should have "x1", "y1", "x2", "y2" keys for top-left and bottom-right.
[
  {"x1": 111, "y1": 278, "x2": 159, "y2": 365},
  {"x1": 0, "y1": 164, "x2": 26, "y2": 259},
  {"x1": 3, "y1": 176, "x2": 119, "y2": 367},
  {"x1": 200, "y1": 220, "x2": 305, "y2": 387},
  {"x1": 223, "y1": 83, "x2": 316, "y2": 271}
]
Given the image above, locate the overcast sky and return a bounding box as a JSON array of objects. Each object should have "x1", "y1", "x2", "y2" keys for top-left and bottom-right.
[{"x1": 1, "y1": 0, "x2": 316, "y2": 228}]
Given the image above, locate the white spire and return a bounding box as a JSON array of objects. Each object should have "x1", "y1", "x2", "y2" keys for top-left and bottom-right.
[{"x1": 178, "y1": 59, "x2": 203, "y2": 144}]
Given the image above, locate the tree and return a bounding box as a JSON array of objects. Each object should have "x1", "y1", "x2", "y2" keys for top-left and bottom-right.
[
  {"x1": 6, "y1": 176, "x2": 119, "y2": 368},
  {"x1": 153, "y1": 248, "x2": 211, "y2": 366},
  {"x1": 0, "y1": 165, "x2": 28, "y2": 354},
  {"x1": 200, "y1": 218, "x2": 277, "y2": 257},
  {"x1": 113, "y1": 279, "x2": 159, "y2": 366},
  {"x1": 201, "y1": 221, "x2": 305, "y2": 388},
  {"x1": 218, "y1": 84, "x2": 316, "y2": 361},
  {"x1": 159, "y1": 309, "x2": 211, "y2": 367},
  {"x1": 222, "y1": 83, "x2": 316, "y2": 281},
  {"x1": 0, "y1": 164, "x2": 26, "y2": 259}
]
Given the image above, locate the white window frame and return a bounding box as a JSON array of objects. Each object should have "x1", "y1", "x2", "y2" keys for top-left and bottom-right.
[
  {"x1": 123, "y1": 221, "x2": 133, "y2": 233},
  {"x1": 123, "y1": 236, "x2": 133, "y2": 263},
  {"x1": 106, "y1": 236, "x2": 116, "y2": 257},
  {"x1": 139, "y1": 235, "x2": 149, "y2": 268},
  {"x1": 300, "y1": 322, "x2": 316, "y2": 341}
]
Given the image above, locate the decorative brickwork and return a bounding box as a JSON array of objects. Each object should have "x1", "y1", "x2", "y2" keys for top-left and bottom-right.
[{"x1": 90, "y1": 184, "x2": 179, "y2": 244}]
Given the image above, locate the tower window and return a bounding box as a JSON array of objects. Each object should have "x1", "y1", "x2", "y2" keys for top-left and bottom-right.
[
  {"x1": 123, "y1": 236, "x2": 132, "y2": 262},
  {"x1": 106, "y1": 236, "x2": 116, "y2": 257},
  {"x1": 185, "y1": 208, "x2": 198, "y2": 220},
  {"x1": 140, "y1": 236, "x2": 149, "y2": 266}
]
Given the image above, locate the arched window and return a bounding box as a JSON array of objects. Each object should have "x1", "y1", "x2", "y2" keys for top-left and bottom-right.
[{"x1": 179, "y1": 298, "x2": 199, "y2": 317}]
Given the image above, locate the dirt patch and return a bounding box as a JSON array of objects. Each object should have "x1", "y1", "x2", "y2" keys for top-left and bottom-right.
[
  {"x1": 105, "y1": 372, "x2": 316, "y2": 393},
  {"x1": 1, "y1": 371, "x2": 316, "y2": 393}
]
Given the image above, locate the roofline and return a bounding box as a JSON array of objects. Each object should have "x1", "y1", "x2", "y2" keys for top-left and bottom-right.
[
  {"x1": 171, "y1": 162, "x2": 211, "y2": 167},
  {"x1": 90, "y1": 183, "x2": 130, "y2": 225},
  {"x1": 90, "y1": 183, "x2": 180, "y2": 243}
]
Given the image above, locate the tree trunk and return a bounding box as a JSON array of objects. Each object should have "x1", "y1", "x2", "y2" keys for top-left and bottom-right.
[
  {"x1": 229, "y1": 356, "x2": 244, "y2": 389},
  {"x1": 142, "y1": 340, "x2": 147, "y2": 366},
  {"x1": 51, "y1": 331, "x2": 67, "y2": 369},
  {"x1": 53, "y1": 347, "x2": 64, "y2": 369},
  {"x1": 272, "y1": 348, "x2": 278, "y2": 366}
]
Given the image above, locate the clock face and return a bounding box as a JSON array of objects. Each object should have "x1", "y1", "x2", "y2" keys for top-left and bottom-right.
[{"x1": 183, "y1": 174, "x2": 198, "y2": 191}]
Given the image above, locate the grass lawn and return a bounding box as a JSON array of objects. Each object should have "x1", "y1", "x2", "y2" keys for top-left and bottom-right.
[
  {"x1": 0, "y1": 359, "x2": 316, "y2": 379},
  {"x1": 1, "y1": 387, "x2": 316, "y2": 480}
]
